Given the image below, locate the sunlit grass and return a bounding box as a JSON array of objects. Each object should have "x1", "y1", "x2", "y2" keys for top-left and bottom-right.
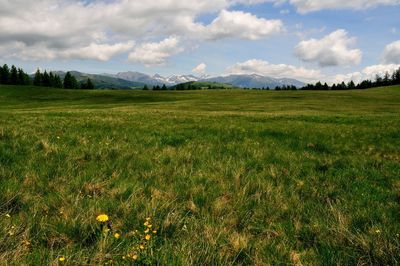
[{"x1": 0, "y1": 85, "x2": 400, "y2": 264}]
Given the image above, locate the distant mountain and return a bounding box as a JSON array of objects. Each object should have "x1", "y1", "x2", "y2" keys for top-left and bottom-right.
[
  {"x1": 202, "y1": 74, "x2": 305, "y2": 89},
  {"x1": 54, "y1": 71, "x2": 146, "y2": 89},
  {"x1": 112, "y1": 71, "x2": 199, "y2": 86},
  {"x1": 48, "y1": 70, "x2": 305, "y2": 90},
  {"x1": 111, "y1": 72, "x2": 305, "y2": 89}
]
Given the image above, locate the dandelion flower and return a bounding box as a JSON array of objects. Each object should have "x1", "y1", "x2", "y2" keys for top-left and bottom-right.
[
  {"x1": 5, "y1": 214, "x2": 11, "y2": 218},
  {"x1": 144, "y1": 221, "x2": 149, "y2": 227},
  {"x1": 375, "y1": 229, "x2": 381, "y2": 234},
  {"x1": 152, "y1": 230, "x2": 157, "y2": 234},
  {"x1": 59, "y1": 256, "x2": 66, "y2": 262},
  {"x1": 144, "y1": 228, "x2": 150, "y2": 233},
  {"x1": 114, "y1": 233, "x2": 121, "y2": 239},
  {"x1": 132, "y1": 254, "x2": 138, "y2": 260},
  {"x1": 96, "y1": 214, "x2": 109, "y2": 222},
  {"x1": 145, "y1": 234, "x2": 151, "y2": 240},
  {"x1": 139, "y1": 245, "x2": 145, "y2": 250},
  {"x1": 146, "y1": 217, "x2": 151, "y2": 221}
]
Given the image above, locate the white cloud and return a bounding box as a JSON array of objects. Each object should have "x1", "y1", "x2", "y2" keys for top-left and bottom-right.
[
  {"x1": 0, "y1": 41, "x2": 134, "y2": 61},
  {"x1": 288, "y1": 0, "x2": 400, "y2": 13},
  {"x1": 0, "y1": 0, "x2": 286, "y2": 64},
  {"x1": 227, "y1": 59, "x2": 400, "y2": 85},
  {"x1": 382, "y1": 40, "x2": 400, "y2": 64},
  {"x1": 295, "y1": 29, "x2": 362, "y2": 67},
  {"x1": 128, "y1": 37, "x2": 183, "y2": 67},
  {"x1": 61, "y1": 42, "x2": 135, "y2": 61},
  {"x1": 205, "y1": 10, "x2": 284, "y2": 40},
  {"x1": 192, "y1": 63, "x2": 207, "y2": 74},
  {"x1": 227, "y1": 59, "x2": 323, "y2": 82},
  {"x1": 329, "y1": 64, "x2": 400, "y2": 84}
]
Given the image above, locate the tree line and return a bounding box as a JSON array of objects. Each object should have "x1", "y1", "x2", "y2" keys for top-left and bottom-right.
[
  {"x1": 300, "y1": 67, "x2": 400, "y2": 90},
  {"x1": 0, "y1": 64, "x2": 31, "y2": 85},
  {"x1": 0, "y1": 64, "x2": 94, "y2": 90}
]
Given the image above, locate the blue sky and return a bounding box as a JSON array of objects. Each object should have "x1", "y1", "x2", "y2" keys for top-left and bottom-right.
[{"x1": 0, "y1": 0, "x2": 399, "y2": 83}]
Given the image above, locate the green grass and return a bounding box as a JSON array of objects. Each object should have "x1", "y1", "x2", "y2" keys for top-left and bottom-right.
[{"x1": 1, "y1": 85, "x2": 400, "y2": 265}]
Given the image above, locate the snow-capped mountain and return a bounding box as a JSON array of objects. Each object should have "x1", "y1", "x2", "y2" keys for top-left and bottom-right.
[
  {"x1": 112, "y1": 72, "x2": 305, "y2": 88},
  {"x1": 111, "y1": 72, "x2": 200, "y2": 86}
]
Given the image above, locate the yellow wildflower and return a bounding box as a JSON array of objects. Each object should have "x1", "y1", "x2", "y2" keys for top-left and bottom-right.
[
  {"x1": 5, "y1": 214, "x2": 11, "y2": 218},
  {"x1": 152, "y1": 230, "x2": 157, "y2": 234},
  {"x1": 128, "y1": 254, "x2": 138, "y2": 260},
  {"x1": 59, "y1": 256, "x2": 66, "y2": 262},
  {"x1": 114, "y1": 233, "x2": 121, "y2": 239},
  {"x1": 375, "y1": 229, "x2": 381, "y2": 234},
  {"x1": 139, "y1": 244, "x2": 145, "y2": 250},
  {"x1": 146, "y1": 217, "x2": 151, "y2": 221},
  {"x1": 144, "y1": 228, "x2": 150, "y2": 233},
  {"x1": 147, "y1": 224, "x2": 153, "y2": 228},
  {"x1": 96, "y1": 214, "x2": 109, "y2": 222},
  {"x1": 144, "y1": 221, "x2": 149, "y2": 227},
  {"x1": 145, "y1": 234, "x2": 151, "y2": 240}
]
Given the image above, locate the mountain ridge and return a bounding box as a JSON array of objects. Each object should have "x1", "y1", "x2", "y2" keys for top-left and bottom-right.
[{"x1": 48, "y1": 70, "x2": 306, "y2": 89}]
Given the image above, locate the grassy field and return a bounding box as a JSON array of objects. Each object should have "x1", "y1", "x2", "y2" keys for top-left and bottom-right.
[{"x1": 0, "y1": 85, "x2": 400, "y2": 265}]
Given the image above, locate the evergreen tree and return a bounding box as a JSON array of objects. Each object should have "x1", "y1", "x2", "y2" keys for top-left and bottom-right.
[
  {"x1": 375, "y1": 74, "x2": 383, "y2": 87},
  {"x1": 383, "y1": 72, "x2": 391, "y2": 86},
  {"x1": 63, "y1": 72, "x2": 78, "y2": 89},
  {"x1": 143, "y1": 85, "x2": 149, "y2": 90},
  {"x1": 81, "y1": 78, "x2": 94, "y2": 90},
  {"x1": 395, "y1": 68, "x2": 400, "y2": 85},
  {"x1": 54, "y1": 74, "x2": 63, "y2": 88},
  {"x1": 1, "y1": 64, "x2": 10, "y2": 84},
  {"x1": 347, "y1": 80, "x2": 356, "y2": 90},
  {"x1": 33, "y1": 69, "x2": 42, "y2": 86},
  {"x1": 10, "y1": 65, "x2": 18, "y2": 85},
  {"x1": 17, "y1": 68, "x2": 30, "y2": 85},
  {"x1": 161, "y1": 84, "x2": 167, "y2": 90},
  {"x1": 42, "y1": 71, "x2": 50, "y2": 87}
]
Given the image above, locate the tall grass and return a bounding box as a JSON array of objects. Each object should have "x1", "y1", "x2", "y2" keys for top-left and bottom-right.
[{"x1": 0, "y1": 85, "x2": 400, "y2": 265}]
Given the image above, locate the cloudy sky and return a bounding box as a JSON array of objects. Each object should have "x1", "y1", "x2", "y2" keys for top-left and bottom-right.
[{"x1": 1, "y1": 0, "x2": 400, "y2": 83}]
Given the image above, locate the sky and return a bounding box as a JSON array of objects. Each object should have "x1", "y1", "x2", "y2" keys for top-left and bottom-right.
[{"x1": 0, "y1": 0, "x2": 400, "y2": 84}]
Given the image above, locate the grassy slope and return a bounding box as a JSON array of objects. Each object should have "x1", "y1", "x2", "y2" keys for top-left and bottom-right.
[{"x1": 0, "y1": 85, "x2": 400, "y2": 265}]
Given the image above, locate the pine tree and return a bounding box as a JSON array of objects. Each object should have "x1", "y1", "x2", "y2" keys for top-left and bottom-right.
[
  {"x1": 347, "y1": 80, "x2": 355, "y2": 90},
  {"x1": 161, "y1": 84, "x2": 167, "y2": 90},
  {"x1": 86, "y1": 78, "x2": 94, "y2": 90},
  {"x1": 33, "y1": 69, "x2": 42, "y2": 86},
  {"x1": 143, "y1": 85, "x2": 149, "y2": 90},
  {"x1": 394, "y1": 68, "x2": 400, "y2": 85},
  {"x1": 54, "y1": 74, "x2": 63, "y2": 88},
  {"x1": 81, "y1": 78, "x2": 94, "y2": 90},
  {"x1": 63, "y1": 72, "x2": 78, "y2": 89},
  {"x1": 17, "y1": 68, "x2": 27, "y2": 85},
  {"x1": 1, "y1": 64, "x2": 10, "y2": 84},
  {"x1": 42, "y1": 71, "x2": 50, "y2": 87},
  {"x1": 383, "y1": 72, "x2": 390, "y2": 86},
  {"x1": 10, "y1": 65, "x2": 18, "y2": 85}
]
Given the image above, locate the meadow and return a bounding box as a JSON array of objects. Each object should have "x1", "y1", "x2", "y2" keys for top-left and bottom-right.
[{"x1": 0, "y1": 85, "x2": 400, "y2": 265}]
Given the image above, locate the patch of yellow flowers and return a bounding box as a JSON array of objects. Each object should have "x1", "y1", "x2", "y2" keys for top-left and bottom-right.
[{"x1": 94, "y1": 214, "x2": 158, "y2": 263}]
